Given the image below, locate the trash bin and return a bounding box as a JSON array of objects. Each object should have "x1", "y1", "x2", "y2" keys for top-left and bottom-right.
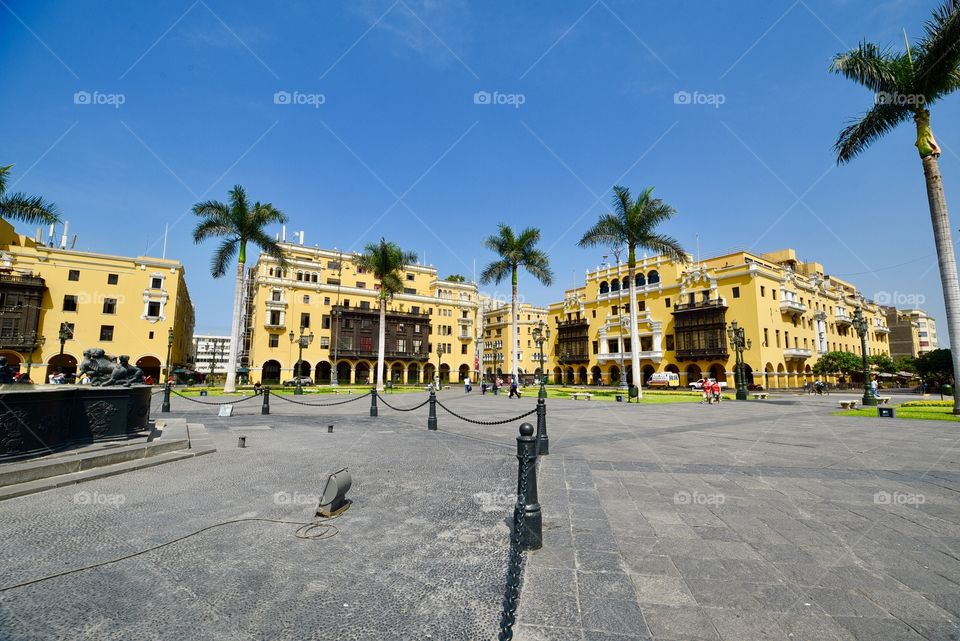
[
  {"x1": 616, "y1": 395, "x2": 623, "y2": 402},
  {"x1": 629, "y1": 385, "x2": 640, "y2": 399},
  {"x1": 878, "y1": 406, "x2": 895, "y2": 418},
  {"x1": 943, "y1": 384, "x2": 953, "y2": 396},
  {"x1": 200, "y1": 390, "x2": 208, "y2": 396}
]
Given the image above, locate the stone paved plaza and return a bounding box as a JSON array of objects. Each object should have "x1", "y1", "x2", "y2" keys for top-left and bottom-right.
[{"x1": 1, "y1": 390, "x2": 959, "y2": 640}]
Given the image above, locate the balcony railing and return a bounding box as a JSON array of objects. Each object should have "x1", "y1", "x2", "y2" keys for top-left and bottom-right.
[
  {"x1": 874, "y1": 325, "x2": 890, "y2": 334},
  {"x1": 672, "y1": 298, "x2": 727, "y2": 313},
  {"x1": 835, "y1": 310, "x2": 852, "y2": 326},
  {"x1": 336, "y1": 348, "x2": 429, "y2": 361},
  {"x1": 0, "y1": 272, "x2": 45, "y2": 287},
  {"x1": 784, "y1": 347, "x2": 813, "y2": 359},
  {"x1": 780, "y1": 300, "x2": 808, "y2": 315},
  {"x1": 597, "y1": 350, "x2": 664, "y2": 363},
  {"x1": 675, "y1": 347, "x2": 729, "y2": 361}
]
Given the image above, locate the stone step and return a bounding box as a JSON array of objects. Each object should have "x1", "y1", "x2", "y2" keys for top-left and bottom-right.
[
  {"x1": 0, "y1": 447, "x2": 216, "y2": 501},
  {"x1": 0, "y1": 438, "x2": 190, "y2": 487}
]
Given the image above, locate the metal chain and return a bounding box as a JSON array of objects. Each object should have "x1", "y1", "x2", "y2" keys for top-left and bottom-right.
[
  {"x1": 498, "y1": 455, "x2": 530, "y2": 641},
  {"x1": 171, "y1": 391, "x2": 259, "y2": 406},
  {"x1": 436, "y1": 401, "x2": 538, "y2": 426},
  {"x1": 270, "y1": 391, "x2": 371, "y2": 407},
  {"x1": 378, "y1": 396, "x2": 431, "y2": 412}
]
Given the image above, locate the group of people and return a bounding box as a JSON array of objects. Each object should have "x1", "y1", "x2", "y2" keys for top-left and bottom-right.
[
  {"x1": 475, "y1": 376, "x2": 522, "y2": 398},
  {"x1": 700, "y1": 379, "x2": 723, "y2": 404}
]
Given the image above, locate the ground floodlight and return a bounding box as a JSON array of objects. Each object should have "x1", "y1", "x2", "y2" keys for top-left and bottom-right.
[{"x1": 316, "y1": 468, "x2": 351, "y2": 517}]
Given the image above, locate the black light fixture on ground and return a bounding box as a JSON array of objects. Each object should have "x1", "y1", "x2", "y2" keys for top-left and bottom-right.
[
  {"x1": 852, "y1": 302, "x2": 877, "y2": 407},
  {"x1": 726, "y1": 319, "x2": 751, "y2": 400},
  {"x1": 289, "y1": 326, "x2": 313, "y2": 395},
  {"x1": 164, "y1": 328, "x2": 174, "y2": 384}
]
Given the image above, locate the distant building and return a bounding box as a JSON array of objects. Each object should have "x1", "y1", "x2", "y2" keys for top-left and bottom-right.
[
  {"x1": 0, "y1": 219, "x2": 194, "y2": 382},
  {"x1": 192, "y1": 335, "x2": 231, "y2": 374},
  {"x1": 884, "y1": 307, "x2": 939, "y2": 358},
  {"x1": 479, "y1": 301, "x2": 548, "y2": 382}
]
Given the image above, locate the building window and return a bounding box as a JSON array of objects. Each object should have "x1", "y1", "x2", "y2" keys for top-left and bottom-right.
[
  {"x1": 269, "y1": 310, "x2": 282, "y2": 326},
  {"x1": 461, "y1": 344, "x2": 468, "y2": 354},
  {"x1": 356, "y1": 282, "x2": 366, "y2": 289},
  {"x1": 638, "y1": 301, "x2": 646, "y2": 312},
  {"x1": 665, "y1": 297, "x2": 671, "y2": 308},
  {"x1": 320, "y1": 336, "x2": 330, "y2": 348},
  {"x1": 359, "y1": 301, "x2": 370, "y2": 310},
  {"x1": 68, "y1": 269, "x2": 80, "y2": 281},
  {"x1": 665, "y1": 335, "x2": 675, "y2": 350},
  {"x1": 397, "y1": 338, "x2": 407, "y2": 352},
  {"x1": 404, "y1": 287, "x2": 416, "y2": 295},
  {"x1": 107, "y1": 273, "x2": 119, "y2": 285},
  {"x1": 303, "y1": 295, "x2": 310, "y2": 304},
  {"x1": 99, "y1": 325, "x2": 114, "y2": 341},
  {"x1": 269, "y1": 334, "x2": 279, "y2": 348},
  {"x1": 63, "y1": 295, "x2": 78, "y2": 312},
  {"x1": 592, "y1": 341, "x2": 598, "y2": 354},
  {"x1": 324, "y1": 297, "x2": 331, "y2": 305},
  {"x1": 322, "y1": 315, "x2": 331, "y2": 329},
  {"x1": 732, "y1": 287, "x2": 740, "y2": 298},
  {"x1": 151, "y1": 277, "x2": 163, "y2": 289},
  {"x1": 775, "y1": 330, "x2": 781, "y2": 347},
  {"x1": 327, "y1": 278, "x2": 340, "y2": 286},
  {"x1": 148, "y1": 330, "x2": 154, "y2": 339},
  {"x1": 147, "y1": 301, "x2": 161, "y2": 317},
  {"x1": 300, "y1": 313, "x2": 310, "y2": 329},
  {"x1": 760, "y1": 286, "x2": 765, "y2": 297},
  {"x1": 102, "y1": 298, "x2": 117, "y2": 314},
  {"x1": 272, "y1": 290, "x2": 282, "y2": 302},
  {"x1": 0, "y1": 319, "x2": 15, "y2": 338},
  {"x1": 406, "y1": 273, "x2": 415, "y2": 281},
  {"x1": 763, "y1": 328, "x2": 769, "y2": 347}
]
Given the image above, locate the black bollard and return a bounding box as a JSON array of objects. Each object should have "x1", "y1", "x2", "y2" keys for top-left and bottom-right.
[
  {"x1": 427, "y1": 390, "x2": 437, "y2": 430},
  {"x1": 370, "y1": 388, "x2": 378, "y2": 417},
  {"x1": 516, "y1": 422, "x2": 542, "y2": 550},
  {"x1": 161, "y1": 382, "x2": 171, "y2": 413},
  {"x1": 536, "y1": 396, "x2": 549, "y2": 455},
  {"x1": 261, "y1": 386, "x2": 270, "y2": 415}
]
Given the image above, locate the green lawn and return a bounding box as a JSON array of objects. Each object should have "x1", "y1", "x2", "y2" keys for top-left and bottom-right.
[
  {"x1": 835, "y1": 402, "x2": 960, "y2": 423},
  {"x1": 175, "y1": 384, "x2": 423, "y2": 397},
  {"x1": 539, "y1": 387, "x2": 727, "y2": 404}
]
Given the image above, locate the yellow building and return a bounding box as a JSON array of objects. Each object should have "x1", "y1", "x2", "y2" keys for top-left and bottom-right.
[
  {"x1": 547, "y1": 248, "x2": 891, "y2": 389},
  {"x1": 244, "y1": 242, "x2": 481, "y2": 385},
  {"x1": 0, "y1": 219, "x2": 195, "y2": 382},
  {"x1": 479, "y1": 300, "x2": 548, "y2": 382}
]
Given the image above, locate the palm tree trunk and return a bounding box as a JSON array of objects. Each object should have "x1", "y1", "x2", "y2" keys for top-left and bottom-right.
[
  {"x1": 512, "y1": 268, "x2": 520, "y2": 385},
  {"x1": 223, "y1": 260, "x2": 244, "y2": 393},
  {"x1": 627, "y1": 249, "x2": 643, "y2": 399},
  {"x1": 377, "y1": 297, "x2": 386, "y2": 391},
  {"x1": 921, "y1": 153, "x2": 960, "y2": 413}
]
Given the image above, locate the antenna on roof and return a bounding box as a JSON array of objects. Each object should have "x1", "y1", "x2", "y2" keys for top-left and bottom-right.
[{"x1": 162, "y1": 223, "x2": 168, "y2": 259}]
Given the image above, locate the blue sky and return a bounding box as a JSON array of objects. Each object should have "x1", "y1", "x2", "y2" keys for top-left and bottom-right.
[{"x1": 2, "y1": 0, "x2": 958, "y2": 339}]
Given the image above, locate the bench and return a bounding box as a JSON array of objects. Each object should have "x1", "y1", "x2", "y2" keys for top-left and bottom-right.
[
  {"x1": 570, "y1": 392, "x2": 593, "y2": 401},
  {"x1": 839, "y1": 400, "x2": 858, "y2": 410},
  {"x1": 752, "y1": 393, "x2": 768, "y2": 400},
  {"x1": 875, "y1": 396, "x2": 891, "y2": 405}
]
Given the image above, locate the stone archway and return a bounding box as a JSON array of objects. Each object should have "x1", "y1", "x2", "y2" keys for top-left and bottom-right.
[
  {"x1": 642, "y1": 364, "x2": 656, "y2": 386},
  {"x1": 262, "y1": 360, "x2": 282, "y2": 384},
  {"x1": 459, "y1": 364, "x2": 470, "y2": 381},
  {"x1": 708, "y1": 363, "x2": 726, "y2": 382},
  {"x1": 685, "y1": 364, "x2": 702, "y2": 384},
  {"x1": 553, "y1": 367, "x2": 562, "y2": 384},
  {"x1": 391, "y1": 363, "x2": 404, "y2": 383},
  {"x1": 295, "y1": 360, "x2": 311, "y2": 378},
  {"x1": 46, "y1": 353, "x2": 78, "y2": 382},
  {"x1": 578, "y1": 366, "x2": 588, "y2": 385},
  {"x1": 590, "y1": 366, "x2": 602, "y2": 385},
  {"x1": 742, "y1": 364, "x2": 755, "y2": 386},
  {"x1": 336, "y1": 362, "x2": 351, "y2": 385},
  {"x1": 764, "y1": 362, "x2": 775, "y2": 389},
  {"x1": 315, "y1": 361, "x2": 332, "y2": 384},
  {"x1": 408, "y1": 363, "x2": 420, "y2": 384},
  {"x1": 355, "y1": 362, "x2": 371, "y2": 385},
  {"x1": 136, "y1": 356, "x2": 162, "y2": 382},
  {"x1": 439, "y1": 364, "x2": 450, "y2": 384},
  {"x1": 609, "y1": 365, "x2": 621, "y2": 385},
  {"x1": 423, "y1": 363, "x2": 436, "y2": 383},
  {"x1": 565, "y1": 367, "x2": 575, "y2": 384}
]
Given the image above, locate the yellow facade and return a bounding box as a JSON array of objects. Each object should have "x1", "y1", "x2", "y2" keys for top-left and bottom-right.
[
  {"x1": 547, "y1": 248, "x2": 891, "y2": 389},
  {"x1": 245, "y1": 243, "x2": 480, "y2": 385},
  {"x1": 0, "y1": 219, "x2": 195, "y2": 382},
  {"x1": 479, "y1": 300, "x2": 548, "y2": 381}
]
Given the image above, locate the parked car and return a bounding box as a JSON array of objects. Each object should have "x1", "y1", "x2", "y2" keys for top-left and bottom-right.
[
  {"x1": 689, "y1": 378, "x2": 727, "y2": 390},
  {"x1": 648, "y1": 372, "x2": 680, "y2": 388},
  {"x1": 283, "y1": 376, "x2": 313, "y2": 387}
]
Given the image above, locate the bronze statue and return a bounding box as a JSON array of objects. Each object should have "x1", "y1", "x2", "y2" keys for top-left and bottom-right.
[
  {"x1": 104, "y1": 355, "x2": 145, "y2": 387},
  {"x1": 0, "y1": 356, "x2": 15, "y2": 384},
  {"x1": 79, "y1": 349, "x2": 147, "y2": 386}
]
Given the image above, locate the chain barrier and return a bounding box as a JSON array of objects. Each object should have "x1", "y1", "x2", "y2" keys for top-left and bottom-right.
[
  {"x1": 497, "y1": 455, "x2": 529, "y2": 641},
  {"x1": 435, "y1": 401, "x2": 538, "y2": 426},
  {"x1": 271, "y1": 391, "x2": 372, "y2": 407},
  {"x1": 378, "y1": 395, "x2": 431, "y2": 412},
  {"x1": 171, "y1": 391, "x2": 259, "y2": 406}
]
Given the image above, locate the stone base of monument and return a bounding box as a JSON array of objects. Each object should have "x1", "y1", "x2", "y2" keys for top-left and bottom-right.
[{"x1": 0, "y1": 385, "x2": 153, "y2": 461}]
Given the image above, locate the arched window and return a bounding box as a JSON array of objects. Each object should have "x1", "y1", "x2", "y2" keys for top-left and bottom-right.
[
  {"x1": 635, "y1": 273, "x2": 646, "y2": 287},
  {"x1": 647, "y1": 270, "x2": 660, "y2": 284},
  {"x1": 611, "y1": 279, "x2": 620, "y2": 292},
  {"x1": 599, "y1": 281, "x2": 609, "y2": 294}
]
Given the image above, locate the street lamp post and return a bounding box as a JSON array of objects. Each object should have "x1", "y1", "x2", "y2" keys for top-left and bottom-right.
[
  {"x1": 532, "y1": 319, "x2": 551, "y2": 399},
  {"x1": 618, "y1": 315, "x2": 630, "y2": 399},
  {"x1": 852, "y1": 304, "x2": 876, "y2": 406},
  {"x1": 164, "y1": 328, "x2": 175, "y2": 384},
  {"x1": 58, "y1": 322, "x2": 72, "y2": 358},
  {"x1": 726, "y1": 320, "x2": 752, "y2": 401},
  {"x1": 25, "y1": 333, "x2": 45, "y2": 382},
  {"x1": 436, "y1": 343, "x2": 446, "y2": 389},
  {"x1": 289, "y1": 326, "x2": 314, "y2": 395}
]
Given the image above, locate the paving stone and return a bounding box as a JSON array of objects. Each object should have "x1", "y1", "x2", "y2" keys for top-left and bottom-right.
[
  {"x1": 641, "y1": 604, "x2": 720, "y2": 641},
  {"x1": 576, "y1": 571, "x2": 636, "y2": 600},
  {"x1": 707, "y1": 609, "x2": 787, "y2": 641},
  {"x1": 630, "y1": 574, "x2": 695, "y2": 606},
  {"x1": 579, "y1": 597, "x2": 650, "y2": 638}
]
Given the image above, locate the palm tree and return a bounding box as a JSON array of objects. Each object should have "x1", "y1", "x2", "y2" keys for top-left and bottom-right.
[
  {"x1": 0, "y1": 164, "x2": 60, "y2": 225},
  {"x1": 579, "y1": 186, "x2": 687, "y2": 398},
  {"x1": 354, "y1": 238, "x2": 418, "y2": 391},
  {"x1": 480, "y1": 225, "x2": 553, "y2": 385},
  {"x1": 192, "y1": 185, "x2": 287, "y2": 393},
  {"x1": 830, "y1": 0, "x2": 960, "y2": 413}
]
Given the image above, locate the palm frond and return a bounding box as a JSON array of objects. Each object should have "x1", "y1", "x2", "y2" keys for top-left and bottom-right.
[
  {"x1": 479, "y1": 259, "x2": 512, "y2": 285},
  {"x1": 579, "y1": 214, "x2": 624, "y2": 248},
  {"x1": 829, "y1": 41, "x2": 901, "y2": 93},
  {"x1": 210, "y1": 238, "x2": 239, "y2": 278},
  {"x1": 641, "y1": 233, "x2": 688, "y2": 264},
  {"x1": 835, "y1": 103, "x2": 913, "y2": 163},
  {"x1": 915, "y1": 0, "x2": 960, "y2": 99},
  {"x1": 0, "y1": 192, "x2": 61, "y2": 225},
  {"x1": 0, "y1": 165, "x2": 12, "y2": 195},
  {"x1": 248, "y1": 229, "x2": 289, "y2": 270},
  {"x1": 521, "y1": 249, "x2": 554, "y2": 286}
]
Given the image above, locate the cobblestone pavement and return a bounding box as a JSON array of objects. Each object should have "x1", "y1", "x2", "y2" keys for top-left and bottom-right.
[{"x1": 1, "y1": 390, "x2": 959, "y2": 640}]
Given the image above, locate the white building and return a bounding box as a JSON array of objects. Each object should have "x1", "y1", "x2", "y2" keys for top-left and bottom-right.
[{"x1": 193, "y1": 335, "x2": 231, "y2": 374}]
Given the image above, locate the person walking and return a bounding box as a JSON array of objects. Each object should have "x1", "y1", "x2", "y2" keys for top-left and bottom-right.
[
  {"x1": 509, "y1": 378, "x2": 521, "y2": 399},
  {"x1": 712, "y1": 379, "x2": 722, "y2": 404},
  {"x1": 464, "y1": 376, "x2": 472, "y2": 393}
]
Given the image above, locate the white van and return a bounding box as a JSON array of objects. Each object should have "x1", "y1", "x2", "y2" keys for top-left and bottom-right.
[{"x1": 648, "y1": 372, "x2": 680, "y2": 388}]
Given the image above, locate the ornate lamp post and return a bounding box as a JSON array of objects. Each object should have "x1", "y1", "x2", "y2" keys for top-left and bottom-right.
[
  {"x1": 492, "y1": 349, "x2": 501, "y2": 393},
  {"x1": 852, "y1": 304, "x2": 877, "y2": 406},
  {"x1": 164, "y1": 328, "x2": 174, "y2": 384},
  {"x1": 289, "y1": 326, "x2": 314, "y2": 395},
  {"x1": 436, "y1": 343, "x2": 446, "y2": 389},
  {"x1": 58, "y1": 322, "x2": 72, "y2": 358},
  {"x1": 726, "y1": 320, "x2": 752, "y2": 400},
  {"x1": 531, "y1": 319, "x2": 551, "y2": 399},
  {"x1": 24, "y1": 333, "x2": 45, "y2": 382},
  {"x1": 618, "y1": 314, "x2": 630, "y2": 398}
]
